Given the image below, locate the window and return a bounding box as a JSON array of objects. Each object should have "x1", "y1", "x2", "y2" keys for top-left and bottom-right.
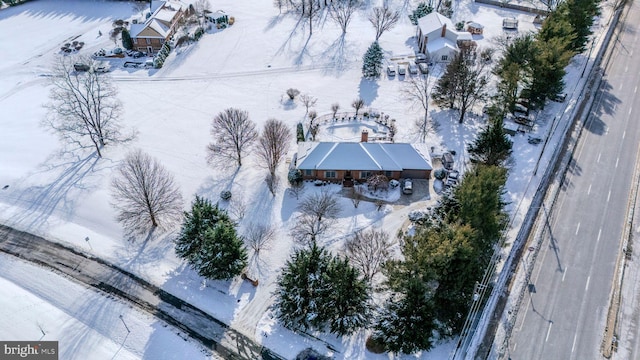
[
  {"x1": 304, "y1": 170, "x2": 313, "y2": 176},
  {"x1": 133, "y1": 39, "x2": 138, "y2": 44},
  {"x1": 441, "y1": 55, "x2": 448, "y2": 61},
  {"x1": 146, "y1": 38, "x2": 151, "y2": 45},
  {"x1": 384, "y1": 171, "x2": 393, "y2": 178},
  {"x1": 325, "y1": 171, "x2": 337, "y2": 179},
  {"x1": 360, "y1": 171, "x2": 371, "y2": 179}
]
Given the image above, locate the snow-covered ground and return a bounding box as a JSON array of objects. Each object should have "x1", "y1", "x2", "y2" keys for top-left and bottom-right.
[{"x1": 0, "y1": 0, "x2": 611, "y2": 358}]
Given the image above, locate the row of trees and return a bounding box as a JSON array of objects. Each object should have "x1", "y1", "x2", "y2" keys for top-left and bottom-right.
[
  {"x1": 274, "y1": 0, "x2": 399, "y2": 40},
  {"x1": 494, "y1": 0, "x2": 599, "y2": 111}
]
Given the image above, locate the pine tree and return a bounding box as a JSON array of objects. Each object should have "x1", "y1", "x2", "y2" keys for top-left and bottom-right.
[
  {"x1": 373, "y1": 278, "x2": 437, "y2": 354},
  {"x1": 467, "y1": 117, "x2": 513, "y2": 167},
  {"x1": 273, "y1": 243, "x2": 370, "y2": 335},
  {"x1": 362, "y1": 41, "x2": 384, "y2": 79},
  {"x1": 175, "y1": 196, "x2": 232, "y2": 261},
  {"x1": 326, "y1": 256, "x2": 371, "y2": 336},
  {"x1": 193, "y1": 221, "x2": 248, "y2": 280},
  {"x1": 121, "y1": 28, "x2": 133, "y2": 50}
]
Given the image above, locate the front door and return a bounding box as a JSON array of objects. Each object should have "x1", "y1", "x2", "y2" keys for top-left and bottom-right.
[
  {"x1": 147, "y1": 46, "x2": 154, "y2": 55},
  {"x1": 345, "y1": 170, "x2": 352, "y2": 179}
]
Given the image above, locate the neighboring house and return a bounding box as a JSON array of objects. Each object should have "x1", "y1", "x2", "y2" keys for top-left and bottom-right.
[
  {"x1": 296, "y1": 132, "x2": 432, "y2": 186},
  {"x1": 416, "y1": 12, "x2": 475, "y2": 63},
  {"x1": 130, "y1": 0, "x2": 191, "y2": 54}
]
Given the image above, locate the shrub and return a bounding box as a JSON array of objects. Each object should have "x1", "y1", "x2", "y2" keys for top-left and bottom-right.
[
  {"x1": 220, "y1": 190, "x2": 232, "y2": 201},
  {"x1": 434, "y1": 168, "x2": 447, "y2": 180},
  {"x1": 296, "y1": 123, "x2": 305, "y2": 142}
]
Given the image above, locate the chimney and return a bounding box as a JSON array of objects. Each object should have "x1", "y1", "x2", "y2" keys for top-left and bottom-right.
[
  {"x1": 441, "y1": 23, "x2": 447, "y2": 37},
  {"x1": 361, "y1": 130, "x2": 369, "y2": 142}
]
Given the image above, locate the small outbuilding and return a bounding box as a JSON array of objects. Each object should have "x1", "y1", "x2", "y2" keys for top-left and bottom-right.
[
  {"x1": 466, "y1": 22, "x2": 484, "y2": 35},
  {"x1": 502, "y1": 17, "x2": 519, "y2": 30}
]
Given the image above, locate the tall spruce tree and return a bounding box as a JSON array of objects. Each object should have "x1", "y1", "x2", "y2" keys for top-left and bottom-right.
[
  {"x1": 273, "y1": 243, "x2": 370, "y2": 335},
  {"x1": 467, "y1": 117, "x2": 513, "y2": 166},
  {"x1": 175, "y1": 196, "x2": 232, "y2": 261},
  {"x1": 121, "y1": 28, "x2": 133, "y2": 50},
  {"x1": 193, "y1": 221, "x2": 248, "y2": 280},
  {"x1": 362, "y1": 41, "x2": 384, "y2": 79},
  {"x1": 373, "y1": 278, "x2": 437, "y2": 354}
]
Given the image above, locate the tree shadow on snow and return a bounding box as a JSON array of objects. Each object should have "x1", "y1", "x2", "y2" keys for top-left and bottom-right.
[
  {"x1": 358, "y1": 78, "x2": 379, "y2": 105},
  {"x1": 4, "y1": 146, "x2": 111, "y2": 232}
]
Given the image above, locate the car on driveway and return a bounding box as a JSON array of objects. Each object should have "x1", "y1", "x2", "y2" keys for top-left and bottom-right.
[
  {"x1": 403, "y1": 179, "x2": 413, "y2": 194},
  {"x1": 397, "y1": 65, "x2": 406, "y2": 76},
  {"x1": 387, "y1": 65, "x2": 396, "y2": 77},
  {"x1": 418, "y1": 62, "x2": 429, "y2": 74},
  {"x1": 73, "y1": 63, "x2": 90, "y2": 72},
  {"x1": 446, "y1": 170, "x2": 460, "y2": 187},
  {"x1": 408, "y1": 63, "x2": 419, "y2": 75}
]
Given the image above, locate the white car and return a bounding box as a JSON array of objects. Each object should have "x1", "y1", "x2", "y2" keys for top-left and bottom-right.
[
  {"x1": 397, "y1": 65, "x2": 406, "y2": 76},
  {"x1": 387, "y1": 65, "x2": 396, "y2": 76},
  {"x1": 403, "y1": 179, "x2": 413, "y2": 194},
  {"x1": 418, "y1": 62, "x2": 429, "y2": 74},
  {"x1": 408, "y1": 63, "x2": 419, "y2": 75}
]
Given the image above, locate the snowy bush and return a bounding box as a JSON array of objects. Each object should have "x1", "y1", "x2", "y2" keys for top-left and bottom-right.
[
  {"x1": 408, "y1": 210, "x2": 428, "y2": 223},
  {"x1": 220, "y1": 190, "x2": 232, "y2": 201},
  {"x1": 434, "y1": 168, "x2": 447, "y2": 180}
]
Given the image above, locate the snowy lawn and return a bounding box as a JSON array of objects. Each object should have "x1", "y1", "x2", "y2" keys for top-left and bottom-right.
[{"x1": 0, "y1": 0, "x2": 610, "y2": 358}]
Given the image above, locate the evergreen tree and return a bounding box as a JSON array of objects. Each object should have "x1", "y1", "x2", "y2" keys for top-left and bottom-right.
[
  {"x1": 467, "y1": 117, "x2": 513, "y2": 167},
  {"x1": 193, "y1": 221, "x2": 248, "y2": 280},
  {"x1": 564, "y1": 0, "x2": 600, "y2": 52},
  {"x1": 431, "y1": 56, "x2": 459, "y2": 109},
  {"x1": 121, "y1": 28, "x2": 133, "y2": 50},
  {"x1": 326, "y1": 256, "x2": 371, "y2": 335},
  {"x1": 288, "y1": 168, "x2": 303, "y2": 185},
  {"x1": 373, "y1": 278, "x2": 437, "y2": 354},
  {"x1": 526, "y1": 36, "x2": 574, "y2": 108},
  {"x1": 273, "y1": 243, "x2": 370, "y2": 335},
  {"x1": 175, "y1": 196, "x2": 232, "y2": 261},
  {"x1": 362, "y1": 41, "x2": 384, "y2": 79}
]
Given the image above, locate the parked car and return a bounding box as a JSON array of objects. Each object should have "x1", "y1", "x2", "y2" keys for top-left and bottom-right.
[
  {"x1": 514, "y1": 103, "x2": 529, "y2": 114},
  {"x1": 446, "y1": 170, "x2": 460, "y2": 187},
  {"x1": 397, "y1": 65, "x2": 406, "y2": 75},
  {"x1": 403, "y1": 179, "x2": 413, "y2": 194},
  {"x1": 414, "y1": 53, "x2": 428, "y2": 63},
  {"x1": 408, "y1": 63, "x2": 419, "y2": 75},
  {"x1": 93, "y1": 64, "x2": 110, "y2": 73},
  {"x1": 73, "y1": 63, "x2": 90, "y2": 72},
  {"x1": 387, "y1": 65, "x2": 396, "y2": 77},
  {"x1": 552, "y1": 93, "x2": 567, "y2": 102},
  {"x1": 418, "y1": 62, "x2": 429, "y2": 74}
]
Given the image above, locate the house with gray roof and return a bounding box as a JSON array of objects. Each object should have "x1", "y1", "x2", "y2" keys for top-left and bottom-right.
[
  {"x1": 416, "y1": 12, "x2": 475, "y2": 63},
  {"x1": 295, "y1": 132, "x2": 432, "y2": 186}
]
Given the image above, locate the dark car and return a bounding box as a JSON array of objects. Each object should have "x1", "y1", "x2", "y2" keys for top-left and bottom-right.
[{"x1": 73, "y1": 63, "x2": 90, "y2": 72}]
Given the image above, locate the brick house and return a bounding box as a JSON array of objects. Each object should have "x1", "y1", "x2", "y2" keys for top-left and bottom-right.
[
  {"x1": 295, "y1": 132, "x2": 432, "y2": 186},
  {"x1": 130, "y1": 1, "x2": 191, "y2": 54}
]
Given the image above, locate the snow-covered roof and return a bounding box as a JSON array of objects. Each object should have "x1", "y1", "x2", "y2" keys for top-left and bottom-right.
[
  {"x1": 427, "y1": 37, "x2": 458, "y2": 54},
  {"x1": 154, "y1": 7, "x2": 179, "y2": 24},
  {"x1": 467, "y1": 22, "x2": 484, "y2": 29},
  {"x1": 130, "y1": 23, "x2": 145, "y2": 38},
  {"x1": 457, "y1": 32, "x2": 474, "y2": 41},
  {"x1": 296, "y1": 142, "x2": 432, "y2": 171},
  {"x1": 132, "y1": 18, "x2": 171, "y2": 39},
  {"x1": 417, "y1": 12, "x2": 454, "y2": 37}
]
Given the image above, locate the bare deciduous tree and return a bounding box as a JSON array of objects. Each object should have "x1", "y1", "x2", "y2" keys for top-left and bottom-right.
[
  {"x1": 351, "y1": 97, "x2": 365, "y2": 116},
  {"x1": 244, "y1": 222, "x2": 275, "y2": 254},
  {"x1": 350, "y1": 185, "x2": 363, "y2": 208},
  {"x1": 193, "y1": 0, "x2": 212, "y2": 26},
  {"x1": 45, "y1": 56, "x2": 133, "y2": 157},
  {"x1": 402, "y1": 74, "x2": 433, "y2": 143},
  {"x1": 111, "y1": 149, "x2": 184, "y2": 234},
  {"x1": 207, "y1": 108, "x2": 258, "y2": 167},
  {"x1": 329, "y1": 0, "x2": 360, "y2": 33},
  {"x1": 368, "y1": 7, "x2": 400, "y2": 41},
  {"x1": 228, "y1": 195, "x2": 247, "y2": 221},
  {"x1": 292, "y1": 191, "x2": 341, "y2": 243},
  {"x1": 290, "y1": 180, "x2": 305, "y2": 199},
  {"x1": 344, "y1": 229, "x2": 393, "y2": 282},
  {"x1": 257, "y1": 118, "x2": 292, "y2": 180},
  {"x1": 331, "y1": 102, "x2": 340, "y2": 118},
  {"x1": 265, "y1": 172, "x2": 280, "y2": 196},
  {"x1": 300, "y1": 93, "x2": 317, "y2": 115}
]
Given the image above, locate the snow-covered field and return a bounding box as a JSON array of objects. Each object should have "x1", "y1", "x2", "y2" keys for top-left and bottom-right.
[{"x1": 0, "y1": 0, "x2": 609, "y2": 358}]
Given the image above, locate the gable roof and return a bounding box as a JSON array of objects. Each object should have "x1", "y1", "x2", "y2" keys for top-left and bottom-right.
[
  {"x1": 131, "y1": 18, "x2": 171, "y2": 39},
  {"x1": 417, "y1": 12, "x2": 454, "y2": 38},
  {"x1": 296, "y1": 142, "x2": 432, "y2": 172}
]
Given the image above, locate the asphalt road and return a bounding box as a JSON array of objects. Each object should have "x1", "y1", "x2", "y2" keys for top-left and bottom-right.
[
  {"x1": 0, "y1": 224, "x2": 285, "y2": 360},
  {"x1": 508, "y1": 3, "x2": 640, "y2": 359}
]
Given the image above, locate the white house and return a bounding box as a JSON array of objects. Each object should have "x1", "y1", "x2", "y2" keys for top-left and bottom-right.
[{"x1": 416, "y1": 12, "x2": 474, "y2": 63}]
